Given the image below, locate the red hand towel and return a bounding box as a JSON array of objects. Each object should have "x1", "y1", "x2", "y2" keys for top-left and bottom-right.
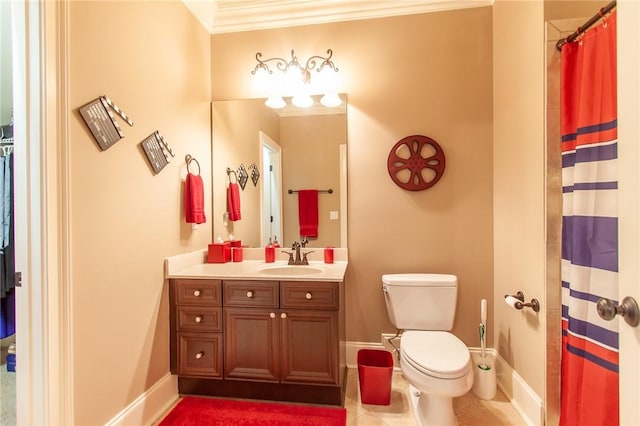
[
  {"x1": 227, "y1": 182, "x2": 241, "y2": 221},
  {"x1": 298, "y1": 189, "x2": 318, "y2": 237},
  {"x1": 185, "y1": 173, "x2": 206, "y2": 224}
]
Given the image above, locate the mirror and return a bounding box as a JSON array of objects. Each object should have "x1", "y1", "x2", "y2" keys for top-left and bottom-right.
[{"x1": 212, "y1": 95, "x2": 347, "y2": 248}]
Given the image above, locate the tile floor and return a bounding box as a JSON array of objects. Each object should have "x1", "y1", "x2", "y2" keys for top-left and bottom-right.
[{"x1": 155, "y1": 368, "x2": 528, "y2": 425}]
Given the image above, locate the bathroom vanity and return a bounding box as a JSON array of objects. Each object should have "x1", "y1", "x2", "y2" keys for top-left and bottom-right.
[{"x1": 166, "y1": 250, "x2": 348, "y2": 406}]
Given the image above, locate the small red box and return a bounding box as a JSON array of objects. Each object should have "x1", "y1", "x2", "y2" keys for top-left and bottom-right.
[
  {"x1": 208, "y1": 242, "x2": 231, "y2": 263},
  {"x1": 357, "y1": 349, "x2": 394, "y2": 405},
  {"x1": 232, "y1": 246, "x2": 243, "y2": 262},
  {"x1": 228, "y1": 240, "x2": 242, "y2": 248}
]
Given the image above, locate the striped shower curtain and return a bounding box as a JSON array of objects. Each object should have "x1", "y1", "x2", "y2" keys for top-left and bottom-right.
[{"x1": 560, "y1": 11, "x2": 618, "y2": 426}]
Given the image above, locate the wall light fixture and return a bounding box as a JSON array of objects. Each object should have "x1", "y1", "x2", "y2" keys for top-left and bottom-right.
[{"x1": 251, "y1": 49, "x2": 340, "y2": 109}]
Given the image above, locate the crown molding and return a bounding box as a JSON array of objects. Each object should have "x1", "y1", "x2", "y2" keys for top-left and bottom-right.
[{"x1": 183, "y1": 0, "x2": 493, "y2": 34}]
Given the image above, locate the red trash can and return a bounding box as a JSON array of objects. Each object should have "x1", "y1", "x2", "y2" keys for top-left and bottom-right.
[{"x1": 357, "y1": 349, "x2": 394, "y2": 405}]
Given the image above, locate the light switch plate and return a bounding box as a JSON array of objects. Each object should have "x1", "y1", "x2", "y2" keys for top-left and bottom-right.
[{"x1": 329, "y1": 211, "x2": 339, "y2": 220}]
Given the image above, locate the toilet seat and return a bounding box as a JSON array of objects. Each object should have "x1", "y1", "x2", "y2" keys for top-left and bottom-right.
[{"x1": 401, "y1": 330, "x2": 471, "y2": 379}]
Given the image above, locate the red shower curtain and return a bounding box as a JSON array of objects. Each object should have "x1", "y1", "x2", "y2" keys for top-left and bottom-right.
[{"x1": 560, "y1": 11, "x2": 618, "y2": 426}]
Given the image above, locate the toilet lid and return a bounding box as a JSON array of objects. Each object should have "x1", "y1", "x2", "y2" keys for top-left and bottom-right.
[{"x1": 401, "y1": 331, "x2": 471, "y2": 379}]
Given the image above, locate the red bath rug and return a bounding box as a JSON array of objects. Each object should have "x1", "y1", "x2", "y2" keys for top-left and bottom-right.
[{"x1": 158, "y1": 396, "x2": 346, "y2": 426}]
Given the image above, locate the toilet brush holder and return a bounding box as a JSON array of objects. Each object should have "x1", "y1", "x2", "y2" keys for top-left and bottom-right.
[{"x1": 472, "y1": 353, "x2": 496, "y2": 400}]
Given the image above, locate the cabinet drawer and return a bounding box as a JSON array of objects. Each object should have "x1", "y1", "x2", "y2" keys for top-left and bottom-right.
[
  {"x1": 280, "y1": 281, "x2": 339, "y2": 310},
  {"x1": 174, "y1": 279, "x2": 221, "y2": 306},
  {"x1": 223, "y1": 280, "x2": 279, "y2": 308},
  {"x1": 177, "y1": 332, "x2": 223, "y2": 378},
  {"x1": 177, "y1": 306, "x2": 222, "y2": 332}
]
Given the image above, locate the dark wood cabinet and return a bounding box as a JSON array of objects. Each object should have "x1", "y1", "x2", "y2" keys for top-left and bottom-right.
[
  {"x1": 169, "y1": 277, "x2": 346, "y2": 405},
  {"x1": 170, "y1": 279, "x2": 223, "y2": 379}
]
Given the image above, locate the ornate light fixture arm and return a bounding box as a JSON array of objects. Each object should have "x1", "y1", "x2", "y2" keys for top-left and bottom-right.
[
  {"x1": 252, "y1": 49, "x2": 338, "y2": 81},
  {"x1": 252, "y1": 52, "x2": 289, "y2": 75},
  {"x1": 305, "y1": 49, "x2": 339, "y2": 73}
]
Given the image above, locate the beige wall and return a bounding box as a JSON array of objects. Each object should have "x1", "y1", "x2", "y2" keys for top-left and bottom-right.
[
  {"x1": 493, "y1": 0, "x2": 546, "y2": 401},
  {"x1": 492, "y1": 0, "x2": 611, "y2": 405},
  {"x1": 68, "y1": 1, "x2": 211, "y2": 424},
  {"x1": 212, "y1": 7, "x2": 494, "y2": 346}
]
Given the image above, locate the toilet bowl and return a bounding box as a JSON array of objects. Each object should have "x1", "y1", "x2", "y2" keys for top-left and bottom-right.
[
  {"x1": 382, "y1": 274, "x2": 474, "y2": 426},
  {"x1": 400, "y1": 330, "x2": 474, "y2": 426}
]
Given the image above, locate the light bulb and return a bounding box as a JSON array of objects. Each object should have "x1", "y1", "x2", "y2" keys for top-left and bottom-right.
[
  {"x1": 320, "y1": 93, "x2": 342, "y2": 108},
  {"x1": 292, "y1": 94, "x2": 313, "y2": 108},
  {"x1": 252, "y1": 67, "x2": 270, "y2": 92},
  {"x1": 265, "y1": 96, "x2": 286, "y2": 109}
]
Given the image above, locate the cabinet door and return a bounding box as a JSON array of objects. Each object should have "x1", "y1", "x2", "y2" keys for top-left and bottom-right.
[
  {"x1": 224, "y1": 308, "x2": 279, "y2": 382},
  {"x1": 280, "y1": 310, "x2": 339, "y2": 385}
]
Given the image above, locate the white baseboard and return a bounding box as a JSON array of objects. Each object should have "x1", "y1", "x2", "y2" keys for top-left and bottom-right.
[
  {"x1": 105, "y1": 373, "x2": 178, "y2": 426},
  {"x1": 492, "y1": 351, "x2": 544, "y2": 426},
  {"x1": 347, "y1": 339, "x2": 543, "y2": 426},
  {"x1": 105, "y1": 342, "x2": 543, "y2": 426}
]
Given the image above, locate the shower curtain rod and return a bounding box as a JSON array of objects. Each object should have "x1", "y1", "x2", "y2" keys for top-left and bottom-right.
[{"x1": 556, "y1": 1, "x2": 616, "y2": 51}]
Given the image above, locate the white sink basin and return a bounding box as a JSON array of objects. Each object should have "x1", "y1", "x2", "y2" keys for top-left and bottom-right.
[{"x1": 259, "y1": 265, "x2": 324, "y2": 276}]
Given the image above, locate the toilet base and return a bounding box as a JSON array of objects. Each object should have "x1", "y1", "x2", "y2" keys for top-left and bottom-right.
[{"x1": 408, "y1": 384, "x2": 458, "y2": 426}]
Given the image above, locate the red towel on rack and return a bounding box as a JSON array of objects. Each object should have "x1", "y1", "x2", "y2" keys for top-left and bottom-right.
[
  {"x1": 298, "y1": 189, "x2": 318, "y2": 237},
  {"x1": 227, "y1": 182, "x2": 241, "y2": 221},
  {"x1": 185, "y1": 173, "x2": 206, "y2": 224}
]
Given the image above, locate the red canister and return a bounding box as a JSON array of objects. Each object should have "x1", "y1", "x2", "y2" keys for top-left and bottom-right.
[
  {"x1": 324, "y1": 247, "x2": 334, "y2": 264},
  {"x1": 265, "y1": 244, "x2": 275, "y2": 263},
  {"x1": 232, "y1": 246, "x2": 243, "y2": 262}
]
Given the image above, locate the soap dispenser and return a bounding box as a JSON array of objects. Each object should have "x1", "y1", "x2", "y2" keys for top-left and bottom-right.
[{"x1": 265, "y1": 238, "x2": 275, "y2": 263}]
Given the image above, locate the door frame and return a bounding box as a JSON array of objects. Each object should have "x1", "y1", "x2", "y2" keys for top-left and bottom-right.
[
  {"x1": 12, "y1": 1, "x2": 72, "y2": 424},
  {"x1": 617, "y1": 1, "x2": 640, "y2": 424}
]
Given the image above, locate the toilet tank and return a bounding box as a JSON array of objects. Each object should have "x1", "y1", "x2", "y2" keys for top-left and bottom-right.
[{"x1": 382, "y1": 273, "x2": 458, "y2": 330}]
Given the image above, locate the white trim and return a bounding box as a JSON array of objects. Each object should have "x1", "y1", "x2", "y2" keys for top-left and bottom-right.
[
  {"x1": 492, "y1": 352, "x2": 544, "y2": 426},
  {"x1": 105, "y1": 374, "x2": 178, "y2": 426},
  {"x1": 41, "y1": 1, "x2": 74, "y2": 424},
  {"x1": 340, "y1": 144, "x2": 347, "y2": 248},
  {"x1": 183, "y1": 0, "x2": 494, "y2": 34},
  {"x1": 12, "y1": 1, "x2": 49, "y2": 424},
  {"x1": 346, "y1": 340, "x2": 543, "y2": 426}
]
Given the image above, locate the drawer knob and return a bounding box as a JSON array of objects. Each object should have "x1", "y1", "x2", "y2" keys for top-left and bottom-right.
[
  {"x1": 194, "y1": 315, "x2": 202, "y2": 323},
  {"x1": 270, "y1": 312, "x2": 276, "y2": 319},
  {"x1": 305, "y1": 292, "x2": 313, "y2": 300},
  {"x1": 195, "y1": 351, "x2": 204, "y2": 360},
  {"x1": 246, "y1": 291, "x2": 254, "y2": 298},
  {"x1": 193, "y1": 290, "x2": 201, "y2": 297},
  {"x1": 281, "y1": 312, "x2": 287, "y2": 319}
]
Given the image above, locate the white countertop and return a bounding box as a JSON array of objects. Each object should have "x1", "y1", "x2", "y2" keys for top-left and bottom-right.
[{"x1": 165, "y1": 248, "x2": 348, "y2": 282}]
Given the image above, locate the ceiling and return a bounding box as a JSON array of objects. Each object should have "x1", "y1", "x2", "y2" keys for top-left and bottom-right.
[{"x1": 182, "y1": 0, "x2": 493, "y2": 34}]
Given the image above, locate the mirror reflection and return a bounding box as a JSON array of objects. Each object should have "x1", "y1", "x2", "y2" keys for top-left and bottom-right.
[{"x1": 212, "y1": 95, "x2": 347, "y2": 248}]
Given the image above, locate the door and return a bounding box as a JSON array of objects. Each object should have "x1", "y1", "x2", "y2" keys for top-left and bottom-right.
[
  {"x1": 260, "y1": 131, "x2": 283, "y2": 247},
  {"x1": 280, "y1": 309, "x2": 338, "y2": 385},
  {"x1": 224, "y1": 307, "x2": 280, "y2": 382},
  {"x1": 617, "y1": 2, "x2": 640, "y2": 424}
]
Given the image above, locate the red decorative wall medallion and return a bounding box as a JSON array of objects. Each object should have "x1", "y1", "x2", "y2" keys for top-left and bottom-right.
[{"x1": 387, "y1": 135, "x2": 446, "y2": 191}]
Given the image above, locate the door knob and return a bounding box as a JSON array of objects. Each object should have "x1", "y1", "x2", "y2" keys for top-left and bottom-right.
[{"x1": 596, "y1": 297, "x2": 639, "y2": 327}]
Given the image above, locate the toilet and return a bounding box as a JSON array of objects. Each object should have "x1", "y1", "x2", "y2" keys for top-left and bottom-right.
[{"x1": 382, "y1": 273, "x2": 473, "y2": 426}]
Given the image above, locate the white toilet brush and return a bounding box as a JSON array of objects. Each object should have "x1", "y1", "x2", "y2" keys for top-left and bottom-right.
[
  {"x1": 473, "y1": 298, "x2": 497, "y2": 400},
  {"x1": 478, "y1": 299, "x2": 489, "y2": 370}
]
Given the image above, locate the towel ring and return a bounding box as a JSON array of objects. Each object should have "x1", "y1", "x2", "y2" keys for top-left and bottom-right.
[
  {"x1": 226, "y1": 167, "x2": 238, "y2": 184},
  {"x1": 185, "y1": 155, "x2": 200, "y2": 175}
]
